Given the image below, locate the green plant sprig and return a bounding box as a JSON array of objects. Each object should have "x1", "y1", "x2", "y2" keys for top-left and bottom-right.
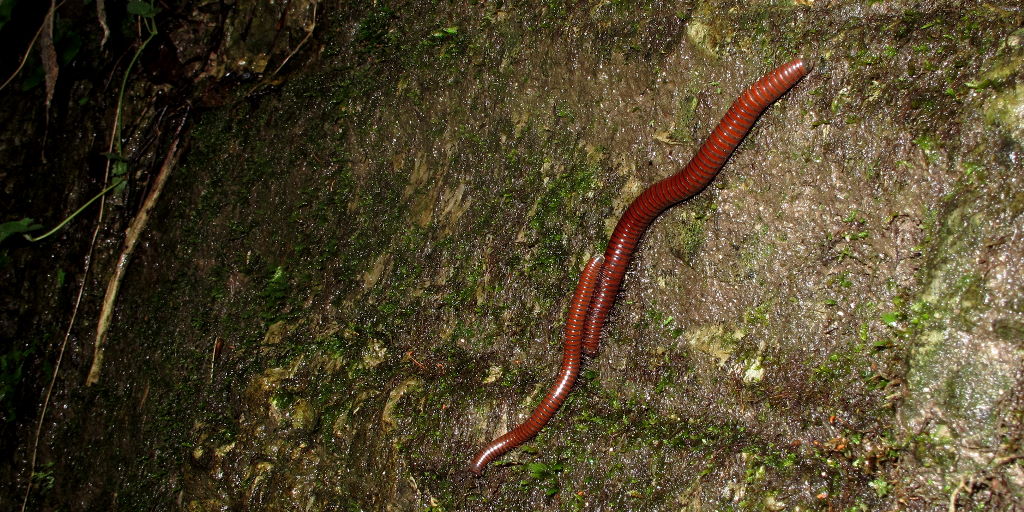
[{"x1": 20, "y1": 177, "x2": 126, "y2": 243}]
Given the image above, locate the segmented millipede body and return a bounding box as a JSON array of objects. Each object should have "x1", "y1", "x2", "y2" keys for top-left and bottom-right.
[
  {"x1": 469, "y1": 256, "x2": 604, "y2": 475},
  {"x1": 581, "y1": 57, "x2": 810, "y2": 355},
  {"x1": 470, "y1": 58, "x2": 810, "y2": 475}
]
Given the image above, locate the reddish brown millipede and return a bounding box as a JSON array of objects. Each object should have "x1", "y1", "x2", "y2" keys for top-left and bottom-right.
[
  {"x1": 581, "y1": 57, "x2": 810, "y2": 355},
  {"x1": 471, "y1": 58, "x2": 811, "y2": 475},
  {"x1": 469, "y1": 255, "x2": 604, "y2": 475}
]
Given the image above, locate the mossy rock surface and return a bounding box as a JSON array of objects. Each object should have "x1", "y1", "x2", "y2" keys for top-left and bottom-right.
[{"x1": 4, "y1": 1, "x2": 1024, "y2": 510}]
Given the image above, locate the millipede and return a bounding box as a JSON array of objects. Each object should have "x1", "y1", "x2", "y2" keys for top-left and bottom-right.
[
  {"x1": 468, "y1": 256, "x2": 603, "y2": 475},
  {"x1": 470, "y1": 57, "x2": 811, "y2": 475}
]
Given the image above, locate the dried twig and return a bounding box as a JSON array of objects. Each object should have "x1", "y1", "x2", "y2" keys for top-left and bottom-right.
[
  {"x1": 269, "y1": 1, "x2": 318, "y2": 77},
  {"x1": 40, "y1": 0, "x2": 59, "y2": 109},
  {"x1": 96, "y1": 0, "x2": 110, "y2": 47},
  {"x1": 0, "y1": 0, "x2": 68, "y2": 93},
  {"x1": 243, "y1": 1, "x2": 318, "y2": 98},
  {"x1": 20, "y1": 213, "x2": 105, "y2": 512},
  {"x1": 86, "y1": 113, "x2": 189, "y2": 386},
  {"x1": 948, "y1": 476, "x2": 969, "y2": 512}
]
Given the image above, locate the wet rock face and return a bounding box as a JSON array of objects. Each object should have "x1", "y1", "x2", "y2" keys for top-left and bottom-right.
[
  {"x1": 16, "y1": 1, "x2": 1024, "y2": 511},
  {"x1": 979, "y1": 27, "x2": 1024, "y2": 144}
]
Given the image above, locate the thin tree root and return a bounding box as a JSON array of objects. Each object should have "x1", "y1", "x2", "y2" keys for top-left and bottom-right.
[{"x1": 86, "y1": 113, "x2": 189, "y2": 386}]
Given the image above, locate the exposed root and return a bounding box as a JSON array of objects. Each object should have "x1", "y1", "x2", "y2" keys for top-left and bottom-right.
[{"x1": 86, "y1": 113, "x2": 189, "y2": 386}]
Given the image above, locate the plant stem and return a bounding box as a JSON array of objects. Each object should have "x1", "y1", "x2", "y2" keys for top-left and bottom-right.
[{"x1": 23, "y1": 178, "x2": 126, "y2": 243}]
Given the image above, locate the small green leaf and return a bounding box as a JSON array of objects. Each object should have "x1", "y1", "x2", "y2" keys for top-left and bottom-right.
[
  {"x1": 962, "y1": 162, "x2": 983, "y2": 177},
  {"x1": 430, "y1": 26, "x2": 459, "y2": 39},
  {"x1": 965, "y1": 79, "x2": 992, "y2": 90},
  {"x1": 880, "y1": 312, "x2": 900, "y2": 326},
  {"x1": 0, "y1": 0, "x2": 14, "y2": 31},
  {"x1": 127, "y1": 1, "x2": 158, "y2": 17},
  {"x1": 0, "y1": 218, "x2": 43, "y2": 245},
  {"x1": 102, "y1": 152, "x2": 127, "y2": 162},
  {"x1": 869, "y1": 478, "x2": 891, "y2": 497}
]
